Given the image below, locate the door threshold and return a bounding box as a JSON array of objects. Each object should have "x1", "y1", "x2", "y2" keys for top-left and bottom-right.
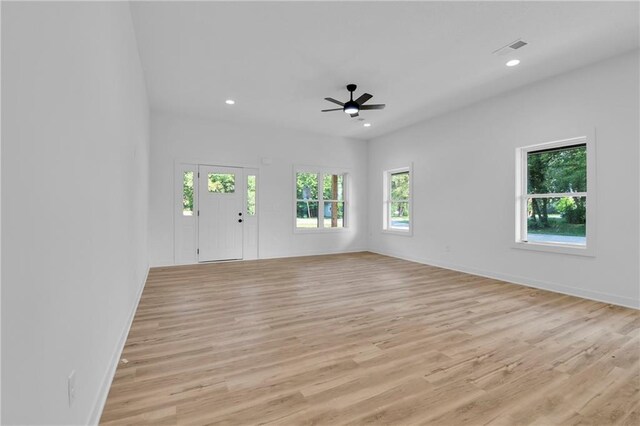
[{"x1": 198, "y1": 258, "x2": 243, "y2": 264}]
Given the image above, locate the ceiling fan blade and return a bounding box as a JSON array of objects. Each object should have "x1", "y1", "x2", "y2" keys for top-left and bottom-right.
[
  {"x1": 354, "y1": 93, "x2": 373, "y2": 105},
  {"x1": 321, "y1": 108, "x2": 343, "y2": 112},
  {"x1": 360, "y1": 104, "x2": 386, "y2": 110},
  {"x1": 324, "y1": 97, "x2": 344, "y2": 106},
  {"x1": 350, "y1": 113, "x2": 359, "y2": 118}
]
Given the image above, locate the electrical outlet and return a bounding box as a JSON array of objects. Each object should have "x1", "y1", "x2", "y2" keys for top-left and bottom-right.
[{"x1": 68, "y1": 370, "x2": 76, "y2": 407}]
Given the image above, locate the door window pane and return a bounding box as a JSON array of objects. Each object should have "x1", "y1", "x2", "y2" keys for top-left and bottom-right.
[
  {"x1": 323, "y1": 202, "x2": 344, "y2": 228},
  {"x1": 247, "y1": 175, "x2": 256, "y2": 215},
  {"x1": 526, "y1": 196, "x2": 586, "y2": 245},
  {"x1": 323, "y1": 174, "x2": 343, "y2": 201},
  {"x1": 208, "y1": 173, "x2": 235, "y2": 193},
  {"x1": 296, "y1": 201, "x2": 319, "y2": 228},
  {"x1": 183, "y1": 171, "x2": 194, "y2": 216}
]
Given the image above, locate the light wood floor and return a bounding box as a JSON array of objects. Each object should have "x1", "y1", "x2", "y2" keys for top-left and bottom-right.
[{"x1": 101, "y1": 252, "x2": 640, "y2": 425}]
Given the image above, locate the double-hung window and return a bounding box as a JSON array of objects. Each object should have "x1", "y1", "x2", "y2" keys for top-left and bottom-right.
[
  {"x1": 516, "y1": 136, "x2": 595, "y2": 255},
  {"x1": 383, "y1": 166, "x2": 412, "y2": 234},
  {"x1": 295, "y1": 169, "x2": 347, "y2": 230}
]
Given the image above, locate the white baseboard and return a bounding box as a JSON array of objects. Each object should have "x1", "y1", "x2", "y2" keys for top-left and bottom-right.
[
  {"x1": 259, "y1": 247, "x2": 369, "y2": 261},
  {"x1": 87, "y1": 265, "x2": 150, "y2": 425},
  {"x1": 150, "y1": 247, "x2": 369, "y2": 268},
  {"x1": 368, "y1": 249, "x2": 639, "y2": 310}
]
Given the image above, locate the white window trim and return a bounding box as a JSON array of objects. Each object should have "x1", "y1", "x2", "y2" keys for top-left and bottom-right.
[
  {"x1": 382, "y1": 164, "x2": 413, "y2": 236},
  {"x1": 514, "y1": 134, "x2": 596, "y2": 257},
  {"x1": 293, "y1": 166, "x2": 349, "y2": 233}
]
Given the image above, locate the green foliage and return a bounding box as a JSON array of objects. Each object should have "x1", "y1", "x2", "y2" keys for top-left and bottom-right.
[
  {"x1": 391, "y1": 172, "x2": 409, "y2": 201},
  {"x1": 560, "y1": 197, "x2": 586, "y2": 224},
  {"x1": 391, "y1": 202, "x2": 410, "y2": 219},
  {"x1": 390, "y1": 172, "x2": 410, "y2": 218},
  {"x1": 183, "y1": 171, "x2": 194, "y2": 212},
  {"x1": 527, "y1": 145, "x2": 586, "y2": 227},
  {"x1": 296, "y1": 173, "x2": 318, "y2": 200},
  {"x1": 296, "y1": 201, "x2": 318, "y2": 220},
  {"x1": 323, "y1": 174, "x2": 343, "y2": 200},
  {"x1": 247, "y1": 175, "x2": 256, "y2": 215},
  {"x1": 208, "y1": 173, "x2": 235, "y2": 193},
  {"x1": 527, "y1": 145, "x2": 586, "y2": 194},
  {"x1": 556, "y1": 197, "x2": 574, "y2": 214},
  {"x1": 296, "y1": 173, "x2": 318, "y2": 218}
]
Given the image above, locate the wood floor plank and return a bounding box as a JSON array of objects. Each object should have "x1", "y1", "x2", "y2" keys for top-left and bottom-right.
[{"x1": 101, "y1": 252, "x2": 640, "y2": 425}]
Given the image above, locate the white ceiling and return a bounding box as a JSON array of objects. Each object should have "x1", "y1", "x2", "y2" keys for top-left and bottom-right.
[{"x1": 130, "y1": 1, "x2": 639, "y2": 140}]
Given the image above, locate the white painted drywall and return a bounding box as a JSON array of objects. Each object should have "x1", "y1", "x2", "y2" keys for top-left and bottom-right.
[
  {"x1": 1, "y1": 3, "x2": 150, "y2": 424},
  {"x1": 149, "y1": 113, "x2": 368, "y2": 266},
  {"x1": 0, "y1": 2, "x2": 3, "y2": 421},
  {"x1": 368, "y1": 50, "x2": 640, "y2": 308}
]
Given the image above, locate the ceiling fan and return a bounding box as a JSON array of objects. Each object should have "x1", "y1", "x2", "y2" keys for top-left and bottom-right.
[{"x1": 322, "y1": 84, "x2": 386, "y2": 118}]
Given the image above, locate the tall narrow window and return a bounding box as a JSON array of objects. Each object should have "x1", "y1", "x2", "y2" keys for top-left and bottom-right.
[
  {"x1": 247, "y1": 175, "x2": 256, "y2": 216},
  {"x1": 519, "y1": 142, "x2": 587, "y2": 246},
  {"x1": 384, "y1": 167, "x2": 411, "y2": 233},
  {"x1": 183, "y1": 171, "x2": 194, "y2": 216}
]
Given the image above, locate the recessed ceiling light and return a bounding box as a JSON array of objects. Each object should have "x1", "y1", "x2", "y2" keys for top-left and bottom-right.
[
  {"x1": 506, "y1": 59, "x2": 520, "y2": 67},
  {"x1": 225, "y1": 99, "x2": 235, "y2": 105},
  {"x1": 363, "y1": 123, "x2": 371, "y2": 127}
]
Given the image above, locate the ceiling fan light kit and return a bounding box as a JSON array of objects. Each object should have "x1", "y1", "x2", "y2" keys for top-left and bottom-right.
[
  {"x1": 322, "y1": 84, "x2": 386, "y2": 118},
  {"x1": 343, "y1": 101, "x2": 359, "y2": 114}
]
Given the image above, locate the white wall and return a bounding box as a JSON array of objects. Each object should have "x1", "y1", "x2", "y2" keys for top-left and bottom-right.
[
  {"x1": 368, "y1": 50, "x2": 640, "y2": 309},
  {"x1": 1, "y1": 3, "x2": 150, "y2": 425},
  {"x1": 149, "y1": 112, "x2": 368, "y2": 266}
]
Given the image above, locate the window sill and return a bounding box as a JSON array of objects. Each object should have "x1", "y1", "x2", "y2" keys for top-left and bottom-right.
[
  {"x1": 512, "y1": 241, "x2": 595, "y2": 257},
  {"x1": 382, "y1": 229, "x2": 413, "y2": 237}
]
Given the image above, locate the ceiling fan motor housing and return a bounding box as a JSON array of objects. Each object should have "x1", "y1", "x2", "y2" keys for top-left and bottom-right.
[{"x1": 343, "y1": 100, "x2": 359, "y2": 114}]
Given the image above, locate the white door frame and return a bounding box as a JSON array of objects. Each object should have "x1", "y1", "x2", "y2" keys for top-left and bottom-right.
[{"x1": 173, "y1": 162, "x2": 259, "y2": 264}]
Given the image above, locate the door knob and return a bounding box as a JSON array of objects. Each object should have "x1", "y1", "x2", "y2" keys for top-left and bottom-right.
[
  {"x1": 238, "y1": 219, "x2": 243, "y2": 223},
  {"x1": 238, "y1": 212, "x2": 243, "y2": 216}
]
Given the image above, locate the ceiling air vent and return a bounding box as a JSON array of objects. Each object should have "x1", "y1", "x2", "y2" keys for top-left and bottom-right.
[{"x1": 492, "y1": 39, "x2": 528, "y2": 56}]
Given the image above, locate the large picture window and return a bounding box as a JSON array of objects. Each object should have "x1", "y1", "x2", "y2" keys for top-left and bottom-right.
[
  {"x1": 517, "y1": 136, "x2": 595, "y2": 254},
  {"x1": 295, "y1": 169, "x2": 347, "y2": 230},
  {"x1": 383, "y1": 166, "x2": 412, "y2": 234}
]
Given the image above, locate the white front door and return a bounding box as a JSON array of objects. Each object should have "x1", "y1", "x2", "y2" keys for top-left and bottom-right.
[{"x1": 198, "y1": 165, "x2": 244, "y2": 261}]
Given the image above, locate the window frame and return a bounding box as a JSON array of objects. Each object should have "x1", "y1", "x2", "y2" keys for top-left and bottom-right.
[
  {"x1": 383, "y1": 165, "x2": 413, "y2": 236},
  {"x1": 293, "y1": 167, "x2": 349, "y2": 233},
  {"x1": 515, "y1": 135, "x2": 596, "y2": 256}
]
